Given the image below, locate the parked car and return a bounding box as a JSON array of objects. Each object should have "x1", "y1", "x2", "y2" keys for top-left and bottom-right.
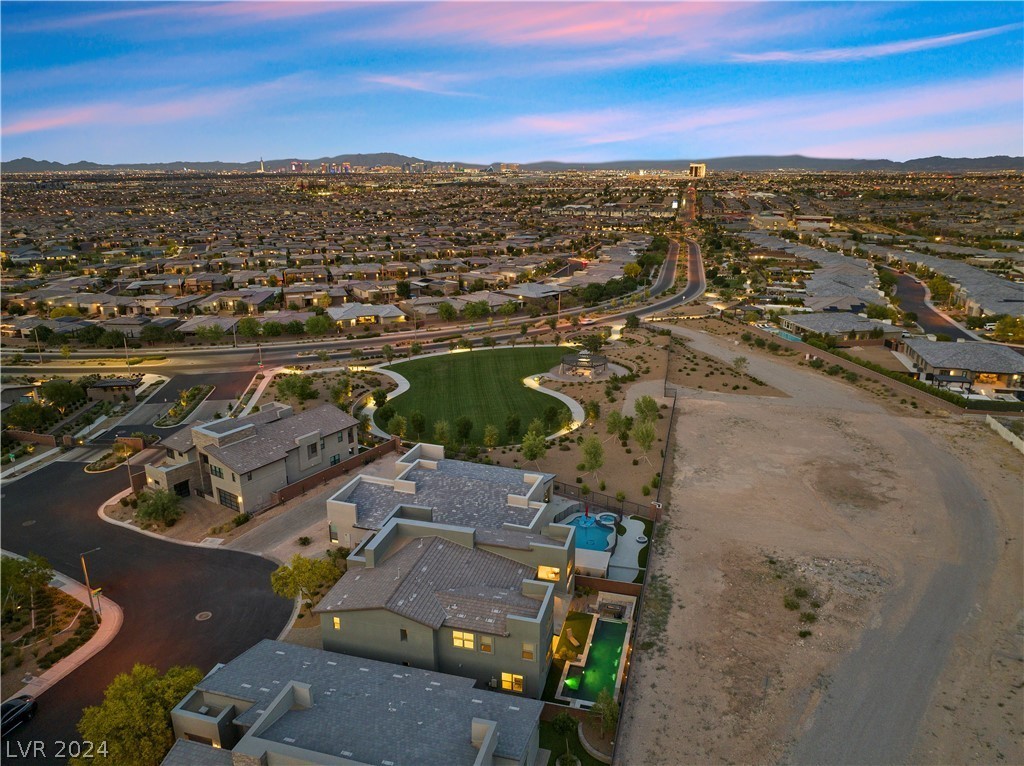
[{"x1": 1, "y1": 695, "x2": 37, "y2": 735}]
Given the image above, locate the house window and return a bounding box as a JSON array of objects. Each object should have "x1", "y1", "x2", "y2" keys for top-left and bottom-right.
[
  {"x1": 348, "y1": 429, "x2": 354, "y2": 443},
  {"x1": 330, "y1": 454, "x2": 341, "y2": 466},
  {"x1": 210, "y1": 465, "x2": 224, "y2": 479},
  {"x1": 201, "y1": 454, "x2": 209, "y2": 464},
  {"x1": 217, "y1": 489, "x2": 239, "y2": 511},
  {"x1": 307, "y1": 443, "x2": 318, "y2": 458},
  {"x1": 537, "y1": 566, "x2": 560, "y2": 582},
  {"x1": 230, "y1": 473, "x2": 236, "y2": 482},
  {"x1": 329, "y1": 523, "x2": 339, "y2": 544},
  {"x1": 522, "y1": 643, "x2": 536, "y2": 661},
  {"x1": 400, "y1": 629, "x2": 408, "y2": 642},
  {"x1": 501, "y1": 673, "x2": 524, "y2": 693},
  {"x1": 333, "y1": 616, "x2": 341, "y2": 631},
  {"x1": 452, "y1": 630, "x2": 475, "y2": 650},
  {"x1": 338, "y1": 433, "x2": 344, "y2": 443},
  {"x1": 480, "y1": 636, "x2": 493, "y2": 654},
  {"x1": 246, "y1": 472, "x2": 252, "y2": 482}
]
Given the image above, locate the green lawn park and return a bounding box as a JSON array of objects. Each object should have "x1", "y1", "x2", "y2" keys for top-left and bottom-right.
[{"x1": 379, "y1": 347, "x2": 571, "y2": 446}]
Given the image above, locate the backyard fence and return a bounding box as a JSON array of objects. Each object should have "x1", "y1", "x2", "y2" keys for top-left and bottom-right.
[{"x1": 553, "y1": 482, "x2": 657, "y2": 519}]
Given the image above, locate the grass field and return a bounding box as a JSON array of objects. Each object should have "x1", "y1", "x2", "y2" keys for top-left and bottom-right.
[{"x1": 380, "y1": 347, "x2": 570, "y2": 445}]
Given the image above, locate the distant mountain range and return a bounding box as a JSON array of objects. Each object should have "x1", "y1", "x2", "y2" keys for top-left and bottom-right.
[{"x1": 2, "y1": 153, "x2": 1021, "y2": 174}]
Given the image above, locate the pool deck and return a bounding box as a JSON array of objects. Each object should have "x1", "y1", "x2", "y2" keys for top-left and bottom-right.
[{"x1": 606, "y1": 516, "x2": 648, "y2": 582}]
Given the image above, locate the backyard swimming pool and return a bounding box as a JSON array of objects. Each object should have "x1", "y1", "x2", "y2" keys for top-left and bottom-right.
[
  {"x1": 565, "y1": 514, "x2": 614, "y2": 552},
  {"x1": 559, "y1": 618, "x2": 629, "y2": 704}
]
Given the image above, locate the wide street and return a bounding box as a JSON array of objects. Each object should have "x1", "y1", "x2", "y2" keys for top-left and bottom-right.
[
  {"x1": 0, "y1": 371, "x2": 293, "y2": 763},
  {"x1": 887, "y1": 268, "x2": 975, "y2": 341}
]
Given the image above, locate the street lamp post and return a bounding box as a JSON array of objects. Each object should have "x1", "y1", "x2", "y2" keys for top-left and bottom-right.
[{"x1": 80, "y1": 547, "x2": 101, "y2": 622}]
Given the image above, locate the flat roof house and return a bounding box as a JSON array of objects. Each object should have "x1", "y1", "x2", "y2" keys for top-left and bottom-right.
[
  {"x1": 325, "y1": 443, "x2": 572, "y2": 550},
  {"x1": 165, "y1": 639, "x2": 544, "y2": 766},
  {"x1": 146, "y1": 403, "x2": 359, "y2": 514}
]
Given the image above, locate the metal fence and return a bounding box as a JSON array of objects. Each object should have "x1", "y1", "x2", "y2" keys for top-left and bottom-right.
[{"x1": 553, "y1": 481, "x2": 653, "y2": 518}]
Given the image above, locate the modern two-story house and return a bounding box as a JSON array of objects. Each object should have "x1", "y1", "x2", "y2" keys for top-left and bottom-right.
[{"x1": 146, "y1": 403, "x2": 359, "y2": 514}]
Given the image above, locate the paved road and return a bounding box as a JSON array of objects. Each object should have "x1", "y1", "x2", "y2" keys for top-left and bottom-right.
[
  {"x1": 0, "y1": 370, "x2": 293, "y2": 763},
  {"x1": 788, "y1": 422, "x2": 997, "y2": 764},
  {"x1": 888, "y1": 269, "x2": 975, "y2": 341}
]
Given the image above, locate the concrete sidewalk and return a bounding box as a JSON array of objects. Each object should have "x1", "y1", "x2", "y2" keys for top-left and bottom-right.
[{"x1": 1, "y1": 556, "x2": 123, "y2": 703}]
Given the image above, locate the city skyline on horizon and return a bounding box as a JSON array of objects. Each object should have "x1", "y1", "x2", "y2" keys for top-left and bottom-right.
[{"x1": 2, "y1": 1, "x2": 1022, "y2": 165}]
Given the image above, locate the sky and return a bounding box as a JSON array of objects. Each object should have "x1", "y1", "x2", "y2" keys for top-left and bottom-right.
[{"x1": 1, "y1": 1, "x2": 1022, "y2": 164}]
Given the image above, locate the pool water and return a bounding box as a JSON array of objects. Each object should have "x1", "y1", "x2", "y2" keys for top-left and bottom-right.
[
  {"x1": 560, "y1": 619, "x2": 628, "y2": 703},
  {"x1": 566, "y1": 516, "x2": 613, "y2": 551}
]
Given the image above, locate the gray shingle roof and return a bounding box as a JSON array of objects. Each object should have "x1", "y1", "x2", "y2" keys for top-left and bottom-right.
[
  {"x1": 161, "y1": 739, "x2": 232, "y2": 766},
  {"x1": 903, "y1": 339, "x2": 1024, "y2": 374},
  {"x1": 784, "y1": 313, "x2": 894, "y2": 335},
  {"x1": 193, "y1": 639, "x2": 542, "y2": 765},
  {"x1": 203, "y1": 404, "x2": 357, "y2": 474},
  {"x1": 315, "y1": 536, "x2": 541, "y2": 634}
]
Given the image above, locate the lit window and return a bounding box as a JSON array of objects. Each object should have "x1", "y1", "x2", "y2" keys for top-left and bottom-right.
[
  {"x1": 501, "y1": 673, "x2": 524, "y2": 693},
  {"x1": 480, "y1": 636, "x2": 493, "y2": 654},
  {"x1": 329, "y1": 524, "x2": 339, "y2": 544},
  {"x1": 522, "y1": 643, "x2": 535, "y2": 661},
  {"x1": 452, "y1": 630, "x2": 474, "y2": 650},
  {"x1": 537, "y1": 566, "x2": 560, "y2": 582},
  {"x1": 332, "y1": 616, "x2": 341, "y2": 631}
]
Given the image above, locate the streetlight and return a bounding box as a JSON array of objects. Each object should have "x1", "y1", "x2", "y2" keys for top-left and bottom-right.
[{"x1": 80, "y1": 547, "x2": 101, "y2": 622}]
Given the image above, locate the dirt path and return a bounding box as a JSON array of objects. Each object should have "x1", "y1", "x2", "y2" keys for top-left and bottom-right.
[{"x1": 615, "y1": 325, "x2": 1020, "y2": 765}]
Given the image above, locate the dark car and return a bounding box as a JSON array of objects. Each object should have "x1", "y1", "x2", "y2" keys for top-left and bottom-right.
[{"x1": 1, "y1": 695, "x2": 37, "y2": 735}]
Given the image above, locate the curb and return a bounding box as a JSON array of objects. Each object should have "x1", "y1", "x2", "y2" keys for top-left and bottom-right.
[
  {"x1": 153, "y1": 384, "x2": 217, "y2": 429},
  {"x1": 1, "y1": 554, "x2": 124, "y2": 703}
]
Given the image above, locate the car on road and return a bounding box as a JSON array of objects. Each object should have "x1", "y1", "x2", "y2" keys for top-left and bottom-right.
[{"x1": 1, "y1": 695, "x2": 37, "y2": 735}]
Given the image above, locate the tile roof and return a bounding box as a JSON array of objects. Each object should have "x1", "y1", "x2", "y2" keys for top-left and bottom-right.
[
  {"x1": 202, "y1": 404, "x2": 358, "y2": 474},
  {"x1": 903, "y1": 339, "x2": 1024, "y2": 374},
  {"x1": 315, "y1": 536, "x2": 541, "y2": 634}
]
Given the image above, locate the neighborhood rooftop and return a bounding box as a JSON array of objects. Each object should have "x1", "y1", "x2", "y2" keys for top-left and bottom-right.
[
  {"x1": 348, "y1": 458, "x2": 554, "y2": 531},
  {"x1": 315, "y1": 535, "x2": 542, "y2": 634},
  {"x1": 181, "y1": 639, "x2": 543, "y2": 766}
]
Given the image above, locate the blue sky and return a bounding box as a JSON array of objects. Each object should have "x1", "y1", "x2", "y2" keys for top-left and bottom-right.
[{"x1": 2, "y1": 1, "x2": 1021, "y2": 164}]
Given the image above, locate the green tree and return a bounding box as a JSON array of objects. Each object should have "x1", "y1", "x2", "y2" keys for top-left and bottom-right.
[
  {"x1": 634, "y1": 394, "x2": 659, "y2": 423},
  {"x1": 606, "y1": 410, "x2": 625, "y2": 435},
  {"x1": 395, "y1": 280, "x2": 412, "y2": 299},
  {"x1": 59, "y1": 343, "x2": 73, "y2": 360},
  {"x1": 284, "y1": 320, "x2": 306, "y2": 335},
  {"x1": 455, "y1": 416, "x2": 474, "y2": 443},
  {"x1": 277, "y1": 375, "x2": 318, "y2": 403},
  {"x1": 371, "y1": 388, "x2": 388, "y2": 408},
  {"x1": 432, "y1": 419, "x2": 451, "y2": 446},
  {"x1": 499, "y1": 301, "x2": 517, "y2": 324},
  {"x1": 305, "y1": 314, "x2": 334, "y2": 336},
  {"x1": 624, "y1": 313, "x2": 640, "y2": 329},
  {"x1": 623, "y1": 262, "x2": 642, "y2": 280},
  {"x1": 505, "y1": 412, "x2": 521, "y2": 440},
  {"x1": 270, "y1": 554, "x2": 342, "y2": 615},
  {"x1": 410, "y1": 411, "x2": 426, "y2": 438},
  {"x1": 732, "y1": 356, "x2": 748, "y2": 375},
  {"x1": 631, "y1": 419, "x2": 656, "y2": 455},
  {"x1": 387, "y1": 414, "x2": 408, "y2": 439},
  {"x1": 316, "y1": 349, "x2": 331, "y2": 362},
  {"x1": 73, "y1": 664, "x2": 203, "y2": 766},
  {"x1": 237, "y1": 316, "x2": 261, "y2": 338},
  {"x1": 992, "y1": 316, "x2": 1024, "y2": 343},
  {"x1": 552, "y1": 711, "x2": 577, "y2": 763},
  {"x1": 437, "y1": 302, "x2": 457, "y2": 322},
  {"x1": 463, "y1": 300, "x2": 490, "y2": 320},
  {"x1": 49, "y1": 306, "x2": 82, "y2": 319},
  {"x1": 581, "y1": 435, "x2": 604, "y2": 474},
  {"x1": 584, "y1": 400, "x2": 601, "y2": 422},
  {"x1": 521, "y1": 430, "x2": 547, "y2": 463},
  {"x1": 410, "y1": 342, "x2": 423, "y2": 357},
  {"x1": 194, "y1": 325, "x2": 223, "y2": 343},
  {"x1": 3, "y1": 402, "x2": 55, "y2": 431},
  {"x1": 591, "y1": 688, "x2": 619, "y2": 736},
  {"x1": 382, "y1": 344, "x2": 395, "y2": 363},
  {"x1": 262, "y1": 320, "x2": 284, "y2": 337},
  {"x1": 98, "y1": 329, "x2": 127, "y2": 347},
  {"x1": 927, "y1": 275, "x2": 954, "y2": 305},
  {"x1": 140, "y1": 324, "x2": 168, "y2": 345},
  {"x1": 579, "y1": 334, "x2": 604, "y2": 353},
  {"x1": 483, "y1": 423, "x2": 499, "y2": 449},
  {"x1": 1, "y1": 553, "x2": 53, "y2": 612},
  {"x1": 39, "y1": 378, "x2": 85, "y2": 416},
  {"x1": 135, "y1": 489, "x2": 183, "y2": 526}
]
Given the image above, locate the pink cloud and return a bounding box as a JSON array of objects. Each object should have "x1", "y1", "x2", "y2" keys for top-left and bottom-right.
[
  {"x1": 2, "y1": 78, "x2": 300, "y2": 136},
  {"x1": 733, "y1": 23, "x2": 1023, "y2": 63},
  {"x1": 354, "y1": 2, "x2": 740, "y2": 46},
  {"x1": 362, "y1": 72, "x2": 475, "y2": 97}
]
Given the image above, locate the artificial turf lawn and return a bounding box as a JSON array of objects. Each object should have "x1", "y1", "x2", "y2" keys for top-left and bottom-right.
[{"x1": 381, "y1": 347, "x2": 571, "y2": 445}]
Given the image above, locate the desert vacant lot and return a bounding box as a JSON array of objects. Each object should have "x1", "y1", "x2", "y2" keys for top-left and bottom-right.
[
  {"x1": 616, "y1": 323, "x2": 1022, "y2": 766},
  {"x1": 382, "y1": 347, "x2": 569, "y2": 445}
]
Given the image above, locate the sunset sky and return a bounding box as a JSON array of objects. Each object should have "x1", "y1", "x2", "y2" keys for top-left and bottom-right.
[{"x1": 2, "y1": 1, "x2": 1021, "y2": 164}]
